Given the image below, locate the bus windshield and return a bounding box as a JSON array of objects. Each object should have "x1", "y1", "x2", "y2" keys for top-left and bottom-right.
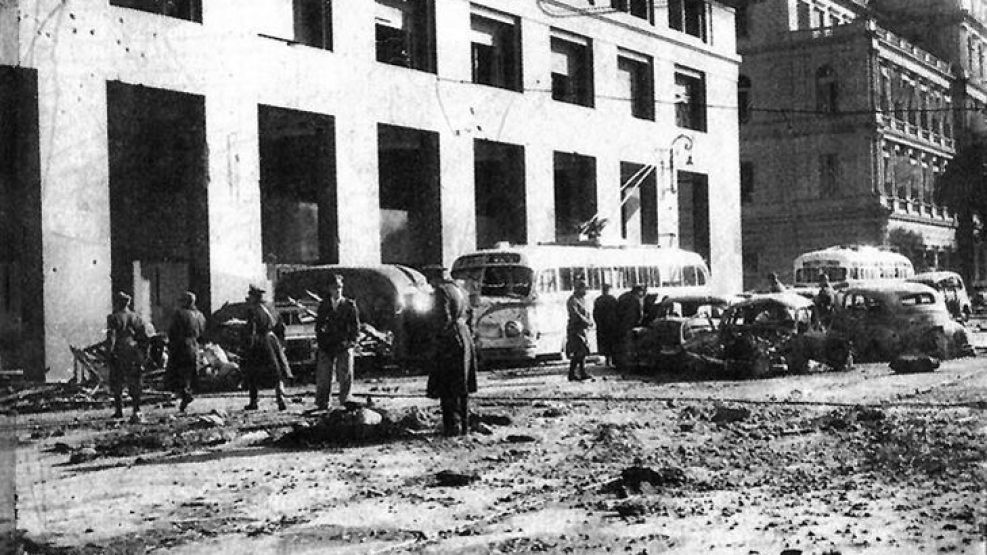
[
  {"x1": 795, "y1": 266, "x2": 847, "y2": 283},
  {"x1": 479, "y1": 265, "x2": 533, "y2": 298}
]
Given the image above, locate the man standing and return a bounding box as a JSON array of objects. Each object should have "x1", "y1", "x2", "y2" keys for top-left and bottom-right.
[
  {"x1": 167, "y1": 291, "x2": 206, "y2": 413},
  {"x1": 614, "y1": 284, "x2": 646, "y2": 370},
  {"x1": 314, "y1": 274, "x2": 360, "y2": 411},
  {"x1": 566, "y1": 279, "x2": 592, "y2": 381},
  {"x1": 241, "y1": 285, "x2": 289, "y2": 411},
  {"x1": 768, "y1": 272, "x2": 787, "y2": 293},
  {"x1": 106, "y1": 291, "x2": 148, "y2": 423},
  {"x1": 592, "y1": 283, "x2": 619, "y2": 368},
  {"x1": 814, "y1": 273, "x2": 836, "y2": 329},
  {"x1": 426, "y1": 267, "x2": 477, "y2": 436}
]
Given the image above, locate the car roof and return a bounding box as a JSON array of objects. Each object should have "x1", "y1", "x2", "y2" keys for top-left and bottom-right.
[
  {"x1": 908, "y1": 271, "x2": 963, "y2": 283},
  {"x1": 729, "y1": 292, "x2": 814, "y2": 309},
  {"x1": 656, "y1": 294, "x2": 732, "y2": 305},
  {"x1": 841, "y1": 280, "x2": 938, "y2": 295}
]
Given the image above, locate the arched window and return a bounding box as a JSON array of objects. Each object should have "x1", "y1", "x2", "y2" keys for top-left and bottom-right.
[
  {"x1": 816, "y1": 65, "x2": 838, "y2": 113},
  {"x1": 738, "y1": 74, "x2": 752, "y2": 124}
]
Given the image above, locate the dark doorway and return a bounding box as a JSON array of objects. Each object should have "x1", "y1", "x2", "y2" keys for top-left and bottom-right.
[
  {"x1": 258, "y1": 106, "x2": 337, "y2": 267},
  {"x1": 677, "y1": 171, "x2": 710, "y2": 264},
  {"x1": 474, "y1": 139, "x2": 526, "y2": 248},
  {"x1": 553, "y1": 152, "x2": 597, "y2": 242},
  {"x1": 620, "y1": 162, "x2": 658, "y2": 244},
  {"x1": 0, "y1": 66, "x2": 43, "y2": 378},
  {"x1": 378, "y1": 124, "x2": 442, "y2": 267},
  {"x1": 107, "y1": 82, "x2": 209, "y2": 332}
]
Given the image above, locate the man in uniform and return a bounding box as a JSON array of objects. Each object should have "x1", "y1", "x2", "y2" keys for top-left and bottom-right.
[
  {"x1": 167, "y1": 291, "x2": 206, "y2": 413},
  {"x1": 241, "y1": 285, "x2": 290, "y2": 411},
  {"x1": 106, "y1": 291, "x2": 148, "y2": 423},
  {"x1": 425, "y1": 267, "x2": 478, "y2": 436},
  {"x1": 566, "y1": 279, "x2": 592, "y2": 381},
  {"x1": 614, "y1": 284, "x2": 646, "y2": 370},
  {"x1": 592, "y1": 283, "x2": 619, "y2": 368},
  {"x1": 314, "y1": 274, "x2": 360, "y2": 411}
]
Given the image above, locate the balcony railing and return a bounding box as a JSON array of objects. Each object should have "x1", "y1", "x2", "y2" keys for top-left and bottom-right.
[
  {"x1": 877, "y1": 113, "x2": 955, "y2": 151},
  {"x1": 881, "y1": 195, "x2": 953, "y2": 221}
]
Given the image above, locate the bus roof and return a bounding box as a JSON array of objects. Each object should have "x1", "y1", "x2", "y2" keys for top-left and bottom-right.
[
  {"x1": 452, "y1": 243, "x2": 708, "y2": 270},
  {"x1": 794, "y1": 245, "x2": 911, "y2": 265}
]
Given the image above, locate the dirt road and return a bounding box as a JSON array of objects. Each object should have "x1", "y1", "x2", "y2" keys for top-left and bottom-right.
[{"x1": 9, "y1": 354, "x2": 987, "y2": 554}]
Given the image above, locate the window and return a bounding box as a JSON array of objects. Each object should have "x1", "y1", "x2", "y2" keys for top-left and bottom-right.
[
  {"x1": 375, "y1": 0, "x2": 436, "y2": 73},
  {"x1": 674, "y1": 67, "x2": 706, "y2": 131},
  {"x1": 294, "y1": 0, "x2": 332, "y2": 50},
  {"x1": 735, "y1": 4, "x2": 749, "y2": 40},
  {"x1": 740, "y1": 161, "x2": 754, "y2": 204},
  {"x1": 550, "y1": 30, "x2": 594, "y2": 107},
  {"x1": 554, "y1": 152, "x2": 597, "y2": 241},
  {"x1": 668, "y1": 0, "x2": 707, "y2": 42},
  {"x1": 815, "y1": 65, "x2": 838, "y2": 113},
  {"x1": 796, "y1": 1, "x2": 810, "y2": 30},
  {"x1": 471, "y1": 6, "x2": 521, "y2": 91},
  {"x1": 738, "y1": 74, "x2": 751, "y2": 124},
  {"x1": 617, "y1": 50, "x2": 654, "y2": 120},
  {"x1": 879, "y1": 68, "x2": 891, "y2": 113},
  {"x1": 611, "y1": 0, "x2": 654, "y2": 24},
  {"x1": 110, "y1": 0, "x2": 201, "y2": 22},
  {"x1": 819, "y1": 154, "x2": 839, "y2": 198}
]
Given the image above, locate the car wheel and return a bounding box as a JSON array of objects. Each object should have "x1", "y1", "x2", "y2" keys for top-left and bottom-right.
[{"x1": 923, "y1": 330, "x2": 950, "y2": 360}]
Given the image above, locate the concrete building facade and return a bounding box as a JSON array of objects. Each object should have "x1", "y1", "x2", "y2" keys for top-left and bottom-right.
[
  {"x1": 0, "y1": 0, "x2": 743, "y2": 379},
  {"x1": 737, "y1": 0, "x2": 987, "y2": 290}
]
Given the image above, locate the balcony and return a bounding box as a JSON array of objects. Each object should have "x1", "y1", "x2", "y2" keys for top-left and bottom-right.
[
  {"x1": 874, "y1": 27, "x2": 952, "y2": 74},
  {"x1": 877, "y1": 113, "x2": 955, "y2": 151},
  {"x1": 881, "y1": 195, "x2": 953, "y2": 221}
]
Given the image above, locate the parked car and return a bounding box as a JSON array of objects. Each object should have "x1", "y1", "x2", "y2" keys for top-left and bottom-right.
[
  {"x1": 623, "y1": 295, "x2": 731, "y2": 373},
  {"x1": 719, "y1": 293, "x2": 853, "y2": 378},
  {"x1": 829, "y1": 281, "x2": 974, "y2": 361},
  {"x1": 206, "y1": 300, "x2": 314, "y2": 376},
  {"x1": 907, "y1": 271, "x2": 972, "y2": 321}
]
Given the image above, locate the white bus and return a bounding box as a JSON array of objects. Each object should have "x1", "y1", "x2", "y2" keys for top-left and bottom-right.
[
  {"x1": 450, "y1": 243, "x2": 712, "y2": 363},
  {"x1": 793, "y1": 245, "x2": 914, "y2": 289}
]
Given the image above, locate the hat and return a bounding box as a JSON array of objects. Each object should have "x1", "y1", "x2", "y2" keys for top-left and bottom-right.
[
  {"x1": 248, "y1": 284, "x2": 266, "y2": 297},
  {"x1": 113, "y1": 291, "x2": 132, "y2": 305},
  {"x1": 181, "y1": 291, "x2": 196, "y2": 308},
  {"x1": 327, "y1": 274, "x2": 344, "y2": 290}
]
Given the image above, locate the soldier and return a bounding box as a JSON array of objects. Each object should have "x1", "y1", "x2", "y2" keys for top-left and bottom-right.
[
  {"x1": 167, "y1": 291, "x2": 206, "y2": 413},
  {"x1": 814, "y1": 273, "x2": 836, "y2": 329},
  {"x1": 314, "y1": 274, "x2": 360, "y2": 411},
  {"x1": 106, "y1": 291, "x2": 148, "y2": 423},
  {"x1": 241, "y1": 285, "x2": 290, "y2": 411},
  {"x1": 566, "y1": 279, "x2": 593, "y2": 381},
  {"x1": 425, "y1": 267, "x2": 478, "y2": 436},
  {"x1": 592, "y1": 283, "x2": 619, "y2": 368},
  {"x1": 614, "y1": 284, "x2": 646, "y2": 370}
]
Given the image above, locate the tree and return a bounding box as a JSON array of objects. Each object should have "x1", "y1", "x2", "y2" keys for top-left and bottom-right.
[
  {"x1": 887, "y1": 228, "x2": 928, "y2": 272},
  {"x1": 935, "y1": 137, "x2": 987, "y2": 284}
]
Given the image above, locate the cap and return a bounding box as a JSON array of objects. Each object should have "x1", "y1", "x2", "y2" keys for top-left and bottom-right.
[
  {"x1": 248, "y1": 284, "x2": 266, "y2": 297},
  {"x1": 113, "y1": 291, "x2": 132, "y2": 305},
  {"x1": 327, "y1": 274, "x2": 344, "y2": 289}
]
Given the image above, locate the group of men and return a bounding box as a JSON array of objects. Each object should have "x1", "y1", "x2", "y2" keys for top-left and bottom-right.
[
  {"x1": 104, "y1": 266, "x2": 477, "y2": 437},
  {"x1": 564, "y1": 281, "x2": 649, "y2": 380}
]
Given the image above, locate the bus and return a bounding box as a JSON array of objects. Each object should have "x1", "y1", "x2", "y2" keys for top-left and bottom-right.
[
  {"x1": 450, "y1": 242, "x2": 712, "y2": 363},
  {"x1": 793, "y1": 245, "x2": 914, "y2": 289}
]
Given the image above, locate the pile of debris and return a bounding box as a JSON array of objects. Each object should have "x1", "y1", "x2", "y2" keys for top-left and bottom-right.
[{"x1": 0, "y1": 383, "x2": 172, "y2": 415}]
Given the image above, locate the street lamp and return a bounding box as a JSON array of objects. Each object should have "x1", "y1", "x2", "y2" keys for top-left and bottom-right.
[{"x1": 667, "y1": 133, "x2": 694, "y2": 194}]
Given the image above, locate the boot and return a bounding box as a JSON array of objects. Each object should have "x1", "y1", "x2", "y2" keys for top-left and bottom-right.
[
  {"x1": 112, "y1": 395, "x2": 124, "y2": 419},
  {"x1": 179, "y1": 395, "x2": 193, "y2": 413},
  {"x1": 129, "y1": 411, "x2": 144, "y2": 424}
]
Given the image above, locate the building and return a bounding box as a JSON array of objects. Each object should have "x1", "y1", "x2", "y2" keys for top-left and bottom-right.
[
  {"x1": 736, "y1": 0, "x2": 987, "y2": 289},
  {"x1": 0, "y1": 0, "x2": 743, "y2": 380}
]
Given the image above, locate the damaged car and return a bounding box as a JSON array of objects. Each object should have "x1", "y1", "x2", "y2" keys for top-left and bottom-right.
[
  {"x1": 719, "y1": 293, "x2": 853, "y2": 379},
  {"x1": 829, "y1": 281, "x2": 974, "y2": 361},
  {"x1": 626, "y1": 295, "x2": 731, "y2": 373}
]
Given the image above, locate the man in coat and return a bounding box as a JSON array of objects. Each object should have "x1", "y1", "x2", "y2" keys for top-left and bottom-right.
[
  {"x1": 614, "y1": 284, "x2": 647, "y2": 370},
  {"x1": 314, "y1": 274, "x2": 361, "y2": 410},
  {"x1": 106, "y1": 291, "x2": 149, "y2": 423},
  {"x1": 814, "y1": 273, "x2": 836, "y2": 329},
  {"x1": 425, "y1": 267, "x2": 478, "y2": 436},
  {"x1": 566, "y1": 279, "x2": 593, "y2": 381},
  {"x1": 167, "y1": 291, "x2": 206, "y2": 413},
  {"x1": 241, "y1": 284, "x2": 290, "y2": 411},
  {"x1": 592, "y1": 283, "x2": 619, "y2": 368}
]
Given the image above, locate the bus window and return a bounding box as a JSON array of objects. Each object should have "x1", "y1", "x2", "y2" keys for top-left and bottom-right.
[
  {"x1": 560, "y1": 268, "x2": 573, "y2": 291},
  {"x1": 621, "y1": 266, "x2": 636, "y2": 285},
  {"x1": 683, "y1": 265, "x2": 697, "y2": 286},
  {"x1": 696, "y1": 266, "x2": 707, "y2": 285},
  {"x1": 482, "y1": 266, "x2": 533, "y2": 298},
  {"x1": 601, "y1": 267, "x2": 616, "y2": 289},
  {"x1": 538, "y1": 269, "x2": 558, "y2": 293},
  {"x1": 587, "y1": 267, "x2": 602, "y2": 290},
  {"x1": 636, "y1": 267, "x2": 648, "y2": 287},
  {"x1": 646, "y1": 266, "x2": 661, "y2": 287},
  {"x1": 662, "y1": 265, "x2": 683, "y2": 287}
]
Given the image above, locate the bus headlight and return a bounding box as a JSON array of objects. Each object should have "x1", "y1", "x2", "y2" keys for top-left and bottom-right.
[{"x1": 504, "y1": 320, "x2": 524, "y2": 338}]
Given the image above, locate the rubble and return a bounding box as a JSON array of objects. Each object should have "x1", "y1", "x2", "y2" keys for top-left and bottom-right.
[
  {"x1": 710, "y1": 405, "x2": 751, "y2": 424},
  {"x1": 434, "y1": 470, "x2": 479, "y2": 487},
  {"x1": 889, "y1": 355, "x2": 940, "y2": 374},
  {"x1": 0, "y1": 383, "x2": 173, "y2": 415}
]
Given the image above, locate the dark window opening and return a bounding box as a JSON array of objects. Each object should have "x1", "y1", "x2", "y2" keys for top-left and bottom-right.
[
  {"x1": 816, "y1": 65, "x2": 838, "y2": 113},
  {"x1": 258, "y1": 106, "x2": 338, "y2": 266},
  {"x1": 611, "y1": 0, "x2": 654, "y2": 23},
  {"x1": 471, "y1": 9, "x2": 521, "y2": 91},
  {"x1": 110, "y1": 0, "x2": 201, "y2": 22},
  {"x1": 554, "y1": 152, "x2": 597, "y2": 242},
  {"x1": 475, "y1": 140, "x2": 526, "y2": 249},
  {"x1": 675, "y1": 67, "x2": 706, "y2": 131},
  {"x1": 819, "y1": 154, "x2": 839, "y2": 198},
  {"x1": 378, "y1": 124, "x2": 442, "y2": 267},
  {"x1": 375, "y1": 0, "x2": 436, "y2": 73},
  {"x1": 738, "y1": 74, "x2": 751, "y2": 124},
  {"x1": 668, "y1": 0, "x2": 707, "y2": 42},
  {"x1": 740, "y1": 161, "x2": 754, "y2": 204},
  {"x1": 618, "y1": 52, "x2": 654, "y2": 120},
  {"x1": 677, "y1": 171, "x2": 709, "y2": 265},
  {"x1": 620, "y1": 162, "x2": 658, "y2": 244},
  {"x1": 735, "y1": 4, "x2": 749, "y2": 39},
  {"x1": 294, "y1": 0, "x2": 332, "y2": 50},
  {"x1": 551, "y1": 32, "x2": 594, "y2": 107}
]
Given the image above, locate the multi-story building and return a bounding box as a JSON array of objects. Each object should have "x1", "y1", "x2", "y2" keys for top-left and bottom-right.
[
  {"x1": 737, "y1": 0, "x2": 965, "y2": 289},
  {"x1": 0, "y1": 0, "x2": 743, "y2": 379}
]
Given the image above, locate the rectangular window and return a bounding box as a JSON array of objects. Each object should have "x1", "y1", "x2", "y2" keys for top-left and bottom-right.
[
  {"x1": 375, "y1": 0, "x2": 436, "y2": 73},
  {"x1": 612, "y1": 0, "x2": 654, "y2": 24},
  {"x1": 819, "y1": 154, "x2": 839, "y2": 198},
  {"x1": 796, "y1": 1, "x2": 810, "y2": 30},
  {"x1": 554, "y1": 152, "x2": 598, "y2": 241},
  {"x1": 735, "y1": 4, "x2": 749, "y2": 39},
  {"x1": 471, "y1": 6, "x2": 521, "y2": 91},
  {"x1": 740, "y1": 161, "x2": 754, "y2": 204},
  {"x1": 617, "y1": 50, "x2": 654, "y2": 120},
  {"x1": 668, "y1": 0, "x2": 708, "y2": 42},
  {"x1": 110, "y1": 0, "x2": 201, "y2": 22},
  {"x1": 294, "y1": 0, "x2": 332, "y2": 50},
  {"x1": 550, "y1": 30, "x2": 594, "y2": 107},
  {"x1": 674, "y1": 67, "x2": 706, "y2": 131}
]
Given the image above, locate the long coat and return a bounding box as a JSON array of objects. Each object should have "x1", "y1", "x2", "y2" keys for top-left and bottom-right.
[
  {"x1": 426, "y1": 280, "x2": 478, "y2": 399},
  {"x1": 565, "y1": 294, "x2": 592, "y2": 357},
  {"x1": 106, "y1": 308, "x2": 148, "y2": 381},
  {"x1": 166, "y1": 307, "x2": 206, "y2": 391},
  {"x1": 241, "y1": 301, "x2": 293, "y2": 384},
  {"x1": 616, "y1": 291, "x2": 644, "y2": 335},
  {"x1": 592, "y1": 293, "x2": 619, "y2": 355}
]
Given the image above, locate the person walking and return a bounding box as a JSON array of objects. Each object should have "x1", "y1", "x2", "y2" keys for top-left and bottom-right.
[
  {"x1": 566, "y1": 279, "x2": 593, "y2": 381},
  {"x1": 314, "y1": 274, "x2": 360, "y2": 411},
  {"x1": 425, "y1": 267, "x2": 478, "y2": 436},
  {"x1": 106, "y1": 291, "x2": 149, "y2": 423},
  {"x1": 167, "y1": 291, "x2": 206, "y2": 413},
  {"x1": 241, "y1": 285, "x2": 290, "y2": 411},
  {"x1": 814, "y1": 273, "x2": 836, "y2": 329},
  {"x1": 592, "y1": 283, "x2": 619, "y2": 368},
  {"x1": 614, "y1": 284, "x2": 646, "y2": 370}
]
